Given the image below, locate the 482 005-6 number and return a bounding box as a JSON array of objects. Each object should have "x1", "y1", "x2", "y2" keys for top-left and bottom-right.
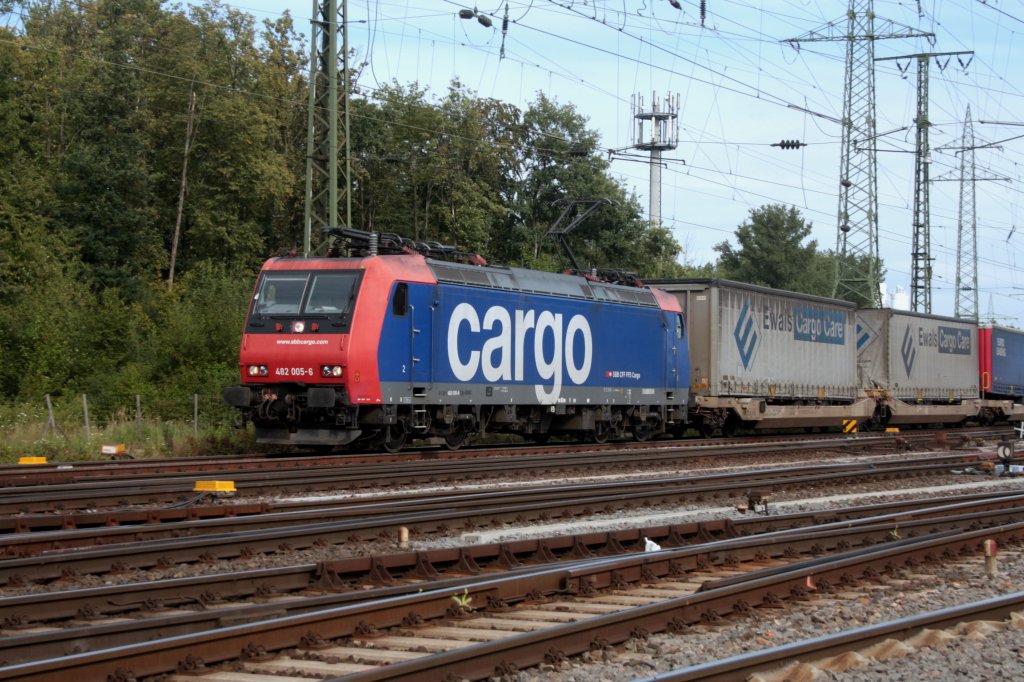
[{"x1": 275, "y1": 367, "x2": 314, "y2": 377}]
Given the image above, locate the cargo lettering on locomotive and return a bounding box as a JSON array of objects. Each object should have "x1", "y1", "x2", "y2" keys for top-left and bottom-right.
[{"x1": 447, "y1": 302, "x2": 593, "y2": 403}]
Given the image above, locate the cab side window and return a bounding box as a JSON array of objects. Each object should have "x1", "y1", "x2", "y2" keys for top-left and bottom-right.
[
  {"x1": 392, "y1": 283, "x2": 408, "y2": 316},
  {"x1": 675, "y1": 314, "x2": 684, "y2": 340}
]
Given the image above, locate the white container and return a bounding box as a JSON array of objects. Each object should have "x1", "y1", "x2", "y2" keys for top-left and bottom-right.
[
  {"x1": 856, "y1": 309, "x2": 978, "y2": 401},
  {"x1": 653, "y1": 280, "x2": 859, "y2": 401}
]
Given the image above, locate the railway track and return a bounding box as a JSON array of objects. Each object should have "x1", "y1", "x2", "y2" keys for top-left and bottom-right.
[
  {"x1": 641, "y1": 590, "x2": 1024, "y2": 681},
  {"x1": 0, "y1": 453, "x2": 1004, "y2": 584},
  {"x1": 0, "y1": 427, "x2": 1003, "y2": 500},
  {"x1": 3, "y1": 491, "x2": 1022, "y2": 681},
  {"x1": 1, "y1": 489, "x2": 1018, "y2": 633},
  {"x1": 0, "y1": 429, "x2": 1004, "y2": 519}
]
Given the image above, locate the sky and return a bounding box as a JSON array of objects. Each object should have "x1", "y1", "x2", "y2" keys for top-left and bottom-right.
[{"x1": 17, "y1": 0, "x2": 1024, "y2": 323}]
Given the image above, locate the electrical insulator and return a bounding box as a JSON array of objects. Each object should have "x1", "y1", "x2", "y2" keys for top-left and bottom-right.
[{"x1": 773, "y1": 139, "x2": 804, "y2": 150}]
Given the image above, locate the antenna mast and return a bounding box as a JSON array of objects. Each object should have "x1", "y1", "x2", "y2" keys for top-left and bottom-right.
[{"x1": 630, "y1": 92, "x2": 679, "y2": 227}]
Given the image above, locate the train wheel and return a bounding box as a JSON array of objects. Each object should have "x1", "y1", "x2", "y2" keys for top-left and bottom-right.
[
  {"x1": 698, "y1": 421, "x2": 715, "y2": 439},
  {"x1": 529, "y1": 432, "x2": 551, "y2": 445},
  {"x1": 591, "y1": 422, "x2": 610, "y2": 444},
  {"x1": 721, "y1": 416, "x2": 739, "y2": 438},
  {"x1": 633, "y1": 422, "x2": 652, "y2": 442},
  {"x1": 444, "y1": 424, "x2": 467, "y2": 450},
  {"x1": 381, "y1": 422, "x2": 407, "y2": 454}
]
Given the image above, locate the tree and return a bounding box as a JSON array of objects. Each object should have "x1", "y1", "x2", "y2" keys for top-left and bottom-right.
[
  {"x1": 825, "y1": 251, "x2": 886, "y2": 308},
  {"x1": 714, "y1": 204, "x2": 832, "y2": 296}
]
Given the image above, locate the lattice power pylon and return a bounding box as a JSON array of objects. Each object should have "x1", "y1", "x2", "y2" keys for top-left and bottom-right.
[
  {"x1": 877, "y1": 51, "x2": 972, "y2": 314},
  {"x1": 303, "y1": 0, "x2": 353, "y2": 256},
  {"x1": 956, "y1": 108, "x2": 978, "y2": 320},
  {"x1": 786, "y1": 2, "x2": 931, "y2": 307},
  {"x1": 910, "y1": 54, "x2": 932, "y2": 314},
  {"x1": 935, "y1": 105, "x2": 1011, "y2": 320}
]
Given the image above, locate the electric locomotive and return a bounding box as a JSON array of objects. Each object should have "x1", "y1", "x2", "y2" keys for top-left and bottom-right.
[{"x1": 224, "y1": 229, "x2": 690, "y2": 451}]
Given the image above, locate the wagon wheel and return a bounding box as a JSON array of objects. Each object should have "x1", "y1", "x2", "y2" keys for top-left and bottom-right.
[
  {"x1": 591, "y1": 422, "x2": 610, "y2": 444},
  {"x1": 698, "y1": 421, "x2": 715, "y2": 439},
  {"x1": 720, "y1": 415, "x2": 739, "y2": 438},
  {"x1": 529, "y1": 432, "x2": 551, "y2": 445},
  {"x1": 381, "y1": 422, "x2": 408, "y2": 454}
]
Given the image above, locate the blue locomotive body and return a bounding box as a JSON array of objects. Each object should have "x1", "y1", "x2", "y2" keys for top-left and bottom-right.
[{"x1": 225, "y1": 252, "x2": 690, "y2": 450}]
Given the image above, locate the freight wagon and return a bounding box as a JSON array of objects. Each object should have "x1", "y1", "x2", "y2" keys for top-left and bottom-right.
[
  {"x1": 649, "y1": 279, "x2": 875, "y2": 435},
  {"x1": 978, "y1": 324, "x2": 1024, "y2": 424},
  {"x1": 856, "y1": 309, "x2": 979, "y2": 424},
  {"x1": 980, "y1": 324, "x2": 1024, "y2": 401}
]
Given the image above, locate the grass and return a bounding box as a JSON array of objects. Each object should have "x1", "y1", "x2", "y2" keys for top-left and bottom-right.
[{"x1": 0, "y1": 398, "x2": 255, "y2": 463}]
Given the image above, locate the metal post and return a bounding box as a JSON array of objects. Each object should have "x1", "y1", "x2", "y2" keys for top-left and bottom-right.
[
  {"x1": 194, "y1": 394, "x2": 199, "y2": 436},
  {"x1": 876, "y1": 50, "x2": 973, "y2": 313},
  {"x1": 82, "y1": 394, "x2": 90, "y2": 439},
  {"x1": 41, "y1": 393, "x2": 64, "y2": 439},
  {"x1": 787, "y1": 4, "x2": 932, "y2": 306}
]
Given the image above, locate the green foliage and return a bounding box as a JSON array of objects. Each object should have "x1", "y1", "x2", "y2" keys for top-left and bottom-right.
[
  {"x1": 830, "y1": 252, "x2": 886, "y2": 308},
  {"x1": 0, "y1": 1, "x2": 689, "y2": 457},
  {"x1": 713, "y1": 204, "x2": 885, "y2": 304},
  {"x1": 715, "y1": 204, "x2": 833, "y2": 296}
]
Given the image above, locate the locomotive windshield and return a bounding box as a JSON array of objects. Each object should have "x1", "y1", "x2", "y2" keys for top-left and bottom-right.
[{"x1": 250, "y1": 270, "x2": 362, "y2": 320}]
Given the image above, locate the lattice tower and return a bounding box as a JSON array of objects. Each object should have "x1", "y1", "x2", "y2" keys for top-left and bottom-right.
[
  {"x1": 303, "y1": 0, "x2": 352, "y2": 256},
  {"x1": 785, "y1": 2, "x2": 931, "y2": 307}
]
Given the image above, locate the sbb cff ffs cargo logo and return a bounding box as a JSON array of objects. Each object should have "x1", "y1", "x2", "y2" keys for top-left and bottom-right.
[{"x1": 446, "y1": 302, "x2": 593, "y2": 404}]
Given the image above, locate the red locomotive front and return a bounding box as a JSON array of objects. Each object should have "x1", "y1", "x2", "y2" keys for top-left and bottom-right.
[{"x1": 224, "y1": 253, "x2": 414, "y2": 445}]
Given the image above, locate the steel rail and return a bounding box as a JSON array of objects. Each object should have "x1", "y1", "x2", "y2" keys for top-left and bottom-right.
[
  {"x1": 0, "y1": 436, "x2": 913, "y2": 515},
  {"x1": 0, "y1": 450, "x2": 994, "y2": 544},
  {"x1": 1, "y1": 428, "x2": 996, "y2": 487},
  {"x1": 0, "y1": 458, "x2": 995, "y2": 580},
  {"x1": 0, "y1": 429, "x2": 1002, "y2": 516},
  {"x1": 634, "y1": 591, "x2": 1024, "y2": 681},
  {"x1": 331, "y1": 520, "x2": 1024, "y2": 682},
  {"x1": 4, "y1": 514, "x2": 1022, "y2": 681},
  {"x1": 4, "y1": 489, "x2": 1020, "y2": 628}
]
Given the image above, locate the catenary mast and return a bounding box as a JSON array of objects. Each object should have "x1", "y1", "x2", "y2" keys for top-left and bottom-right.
[
  {"x1": 303, "y1": 0, "x2": 352, "y2": 256},
  {"x1": 786, "y1": 2, "x2": 931, "y2": 307}
]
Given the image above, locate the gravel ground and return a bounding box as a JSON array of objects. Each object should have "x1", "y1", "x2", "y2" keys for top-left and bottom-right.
[
  {"x1": 4, "y1": 443, "x2": 1023, "y2": 679},
  {"x1": 508, "y1": 548, "x2": 1024, "y2": 681}
]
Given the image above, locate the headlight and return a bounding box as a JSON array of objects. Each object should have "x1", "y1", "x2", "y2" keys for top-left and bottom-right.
[
  {"x1": 247, "y1": 365, "x2": 268, "y2": 377},
  {"x1": 321, "y1": 365, "x2": 343, "y2": 378},
  {"x1": 292, "y1": 321, "x2": 305, "y2": 333}
]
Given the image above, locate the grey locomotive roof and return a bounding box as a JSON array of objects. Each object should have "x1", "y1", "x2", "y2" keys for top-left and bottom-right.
[
  {"x1": 426, "y1": 259, "x2": 658, "y2": 307},
  {"x1": 646, "y1": 277, "x2": 856, "y2": 310}
]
